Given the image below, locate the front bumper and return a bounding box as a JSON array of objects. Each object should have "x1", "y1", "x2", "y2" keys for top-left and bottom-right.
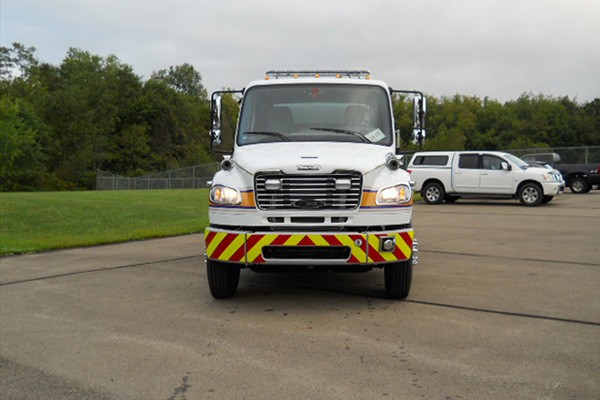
[
  {"x1": 542, "y1": 181, "x2": 565, "y2": 196},
  {"x1": 205, "y1": 228, "x2": 414, "y2": 266}
]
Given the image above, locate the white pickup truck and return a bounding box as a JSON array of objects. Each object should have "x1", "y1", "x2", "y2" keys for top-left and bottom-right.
[{"x1": 407, "y1": 151, "x2": 564, "y2": 206}]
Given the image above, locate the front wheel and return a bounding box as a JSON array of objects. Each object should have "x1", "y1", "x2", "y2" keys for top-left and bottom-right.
[
  {"x1": 207, "y1": 259, "x2": 240, "y2": 299},
  {"x1": 518, "y1": 182, "x2": 543, "y2": 206},
  {"x1": 422, "y1": 182, "x2": 445, "y2": 204},
  {"x1": 384, "y1": 260, "x2": 413, "y2": 299},
  {"x1": 569, "y1": 177, "x2": 588, "y2": 194}
]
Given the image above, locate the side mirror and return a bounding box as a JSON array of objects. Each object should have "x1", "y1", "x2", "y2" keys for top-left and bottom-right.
[
  {"x1": 209, "y1": 89, "x2": 243, "y2": 154},
  {"x1": 412, "y1": 96, "x2": 426, "y2": 147},
  {"x1": 411, "y1": 128, "x2": 426, "y2": 145},
  {"x1": 390, "y1": 89, "x2": 427, "y2": 149},
  {"x1": 413, "y1": 97, "x2": 426, "y2": 129},
  {"x1": 210, "y1": 94, "x2": 223, "y2": 148},
  {"x1": 501, "y1": 162, "x2": 511, "y2": 171}
]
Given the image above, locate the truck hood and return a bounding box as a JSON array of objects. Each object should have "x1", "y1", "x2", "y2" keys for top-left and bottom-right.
[
  {"x1": 524, "y1": 166, "x2": 554, "y2": 173},
  {"x1": 232, "y1": 142, "x2": 393, "y2": 174}
]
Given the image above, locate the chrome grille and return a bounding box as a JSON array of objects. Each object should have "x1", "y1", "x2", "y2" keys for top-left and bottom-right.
[{"x1": 255, "y1": 173, "x2": 362, "y2": 210}]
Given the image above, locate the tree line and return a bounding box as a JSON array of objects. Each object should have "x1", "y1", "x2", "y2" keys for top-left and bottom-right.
[
  {"x1": 395, "y1": 93, "x2": 600, "y2": 153},
  {"x1": 1, "y1": 43, "x2": 599, "y2": 191},
  {"x1": 1, "y1": 43, "x2": 213, "y2": 191}
]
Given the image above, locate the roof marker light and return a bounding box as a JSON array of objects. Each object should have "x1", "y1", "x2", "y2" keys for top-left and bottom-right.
[{"x1": 265, "y1": 70, "x2": 371, "y2": 79}]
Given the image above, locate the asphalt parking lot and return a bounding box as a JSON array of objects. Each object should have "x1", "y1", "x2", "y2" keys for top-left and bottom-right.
[{"x1": 1, "y1": 192, "x2": 599, "y2": 400}]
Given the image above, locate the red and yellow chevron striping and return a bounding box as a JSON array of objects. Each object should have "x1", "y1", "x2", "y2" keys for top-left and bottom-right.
[{"x1": 205, "y1": 229, "x2": 413, "y2": 265}]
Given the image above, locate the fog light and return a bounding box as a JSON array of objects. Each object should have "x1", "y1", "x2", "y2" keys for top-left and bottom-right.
[{"x1": 380, "y1": 237, "x2": 395, "y2": 252}]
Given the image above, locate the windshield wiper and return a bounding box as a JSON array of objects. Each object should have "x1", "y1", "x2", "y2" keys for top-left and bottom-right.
[
  {"x1": 242, "y1": 131, "x2": 293, "y2": 142},
  {"x1": 310, "y1": 127, "x2": 370, "y2": 143}
]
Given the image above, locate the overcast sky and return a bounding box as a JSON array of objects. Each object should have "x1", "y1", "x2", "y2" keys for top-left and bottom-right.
[{"x1": 2, "y1": 0, "x2": 599, "y2": 102}]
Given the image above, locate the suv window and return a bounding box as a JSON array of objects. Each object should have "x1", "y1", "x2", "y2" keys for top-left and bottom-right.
[
  {"x1": 458, "y1": 154, "x2": 479, "y2": 169},
  {"x1": 412, "y1": 155, "x2": 449, "y2": 166},
  {"x1": 482, "y1": 155, "x2": 504, "y2": 170}
]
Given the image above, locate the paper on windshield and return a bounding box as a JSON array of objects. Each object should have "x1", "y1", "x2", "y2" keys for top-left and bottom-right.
[{"x1": 364, "y1": 129, "x2": 386, "y2": 143}]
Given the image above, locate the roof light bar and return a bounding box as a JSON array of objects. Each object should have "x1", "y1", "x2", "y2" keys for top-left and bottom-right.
[{"x1": 265, "y1": 70, "x2": 372, "y2": 79}]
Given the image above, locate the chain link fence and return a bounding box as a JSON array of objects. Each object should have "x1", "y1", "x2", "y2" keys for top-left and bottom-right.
[
  {"x1": 507, "y1": 146, "x2": 600, "y2": 164},
  {"x1": 96, "y1": 163, "x2": 220, "y2": 190}
]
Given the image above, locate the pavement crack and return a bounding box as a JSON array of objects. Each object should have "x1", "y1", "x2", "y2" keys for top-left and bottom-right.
[
  {"x1": 299, "y1": 286, "x2": 600, "y2": 327},
  {"x1": 0, "y1": 255, "x2": 203, "y2": 287},
  {"x1": 420, "y1": 249, "x2": 600, "y2": 267},
  {"x1": 166, "y1": 372, "x2": 191, "y2": 400},
  {"x1": 406, "y1": 299, "x2": 600, "y2": 327}
]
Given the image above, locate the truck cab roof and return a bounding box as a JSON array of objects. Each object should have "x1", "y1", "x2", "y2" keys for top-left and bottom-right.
[{"x1": 245, "y1": 69, "x2": 390, "y2": 91}]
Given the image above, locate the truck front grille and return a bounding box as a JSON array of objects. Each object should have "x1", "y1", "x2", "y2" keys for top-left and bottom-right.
[{"x1": 255, "y1": 173, "x2": 362, "y2": 210}]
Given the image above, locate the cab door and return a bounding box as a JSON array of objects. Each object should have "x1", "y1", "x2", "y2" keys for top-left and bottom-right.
[
  {"x1": 479, "y1": 154, "x2": 513, "y2": 194},
  {"x1": 452, "y1": 154, "x2": 480, "y2": 193}
]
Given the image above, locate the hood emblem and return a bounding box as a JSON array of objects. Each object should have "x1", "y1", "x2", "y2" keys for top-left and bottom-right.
[{"x1": 297, "y1": 165, "x2": 321, "y2": 171}]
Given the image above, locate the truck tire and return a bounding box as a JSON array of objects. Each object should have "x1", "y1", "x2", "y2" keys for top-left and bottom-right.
[
  {"x1": 384, "y1": 260, "x2": 412, "y2": 299},
  {"x1": 518, "y1": 182, "x2": 543, "y2": 206},
  {"x1": 569, "y1": 177, "x2": 588, "y2": 194},
  {"x1": 207, "y1": 259, "x2": 240, "y2": 299},
  {"x1": 422, "y1": 182, "x2": 445, "y2": 204}
]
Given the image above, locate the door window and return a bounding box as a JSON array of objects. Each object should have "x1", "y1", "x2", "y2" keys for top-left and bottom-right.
[
  {"x1": 458, "y1": 154, "x2": 479, "y2": 169},
  {"x1": 412, "y1": 155, "x2": 449, "y2": 166},
  {"x1": 482, "y1": 155, "x2": 504, "y2": 170}
]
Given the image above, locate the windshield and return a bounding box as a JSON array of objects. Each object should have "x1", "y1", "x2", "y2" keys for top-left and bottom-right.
[
  {"x1": 237, "y1": 84, "x2": 393, "y2": 146},
  {"x1": 504, "y1": 153, "x2": 529, "y2": 169}
]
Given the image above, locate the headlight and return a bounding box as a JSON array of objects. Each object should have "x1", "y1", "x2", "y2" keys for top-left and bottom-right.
[
  {"x1": 209, "y1": 185, "x2": 242, "y2": 205},
  {"x1": 376, "y1": 184, "x2": 412, "y2": 205},
  {"x1": 542, "y1": 174, "x2": 557, "y2": 182}
]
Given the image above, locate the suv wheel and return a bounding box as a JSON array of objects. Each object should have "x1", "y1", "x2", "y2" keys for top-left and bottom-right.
[
  {"x1": 422, "y1": 182, "x2": 445, "y2": 204},
  {"x1": 518, "y1": 182, "x2": 543, "y2": 206}
]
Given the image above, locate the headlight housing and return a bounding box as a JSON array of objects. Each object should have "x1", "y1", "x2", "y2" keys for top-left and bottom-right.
[
  {"x1": 376, "y1": 184, "x2": 412, "y2": 205},
  {"x1": 542, "y1": 173, "x2": 557, "y2": 182},
  {"x1": 209, "y1": 185, "x2": 242, "y2": 205}
]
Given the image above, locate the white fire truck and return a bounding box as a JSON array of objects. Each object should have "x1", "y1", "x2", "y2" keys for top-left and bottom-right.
[{"x1": 205, "y1": 70, "x2": 425, "y2": 299}]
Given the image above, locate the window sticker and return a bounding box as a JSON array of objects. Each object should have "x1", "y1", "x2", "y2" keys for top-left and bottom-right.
[{"x1": 365, "y1": 129, "x2": 386, "y2": 142}]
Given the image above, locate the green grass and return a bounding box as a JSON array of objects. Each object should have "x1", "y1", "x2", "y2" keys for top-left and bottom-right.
[
  {"x1": 0, "y1": 189, "x2": 209, "y2": 256},
  {"x1": 0, "y1": 189, "x2": 423, "y2": 256}
]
